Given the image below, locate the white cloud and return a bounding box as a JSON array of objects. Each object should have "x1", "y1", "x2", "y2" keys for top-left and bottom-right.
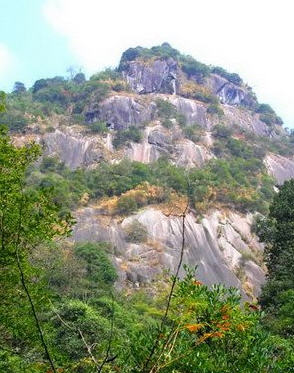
[
  {"x1": 44, "y1": 0, "x2": 294, "y2": 126},
  {"x1": 0, "y1": 43, "x2": 13, "y2": 78}
]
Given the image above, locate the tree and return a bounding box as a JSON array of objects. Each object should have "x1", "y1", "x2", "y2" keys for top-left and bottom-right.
[
  {"x1": 13, "y1": 81, "x2": 26, "y2": 94},
  {"x1": 0, "y1": 91, "x2": 5, "y2": 112},
  {"x1": 73, "y1": 72, "x2": 86, "y2": 84},
  {"x1": 257, "y1": 179, "x2": 294, "y2": 336},
  {"x1": 0, "y1": 127, "x2": 73, "y2": 371}
]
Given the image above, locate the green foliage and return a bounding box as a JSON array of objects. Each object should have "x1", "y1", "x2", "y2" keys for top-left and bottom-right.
[
  {"x1": 119, "y1": 42, "x2": 181, "y2": 70},
  {"x1": 124, "y1": 219, "x2": 148, "y2": 243},
  {"x1": 207, "y1": 103, "x2": 224, "y2": 116},
  {"x1": 119, "y1": 43, "x2": 211, "y2": 82},
  {"x1": 120, "y1": 269, "x2": 294, "y2": 373},
  {"x1": 73, "y1": 72, "x2": 86, "y2": 84},
  {"x1": 183, "y1": 123, "x2": 203, "y2": 143},
  {"x1": 0, "y1": 127, "x2": 73, "y2": 372},
  {"x1": 117, "y1": 194, "x2": 138, "y2": 214},
  {"x1": 257, "y1": 180, "x2": 294, "y2": 337},
  {"x1": 155, "y1": 98, "x2": 176, "y2": 118},
  {"x1": 181, "y1": 55, "x2": 210, "y2": 80},
  {"x1": 256, "y1": 103, "x2": 283, "y2": 125},
  {"x1": 212, "y1": 66, "x2": 243, "y2": 85},
  {"x1": 155, "y1": 98, "x2": 177, "y2": 128},
  {"x1": 74, "y1": 242, "x2": 117, "y2": 285},
  {"x1": 0, "y1": 91, "x2": 6, "y2": 112},
  {"x1": 13, "y1": 81, "x2": 26, "y2": 94},
  {"x1": 88, "y1": 120, "x2": 108, "y2": 134},
  {"x1": 90, "y1": 68, "x2": 121, "y2": 82},
  {"x1": 213, "y1": 124, "x2": 233, "y2": 138},
  {"x1": 113, "y1": 126, "x2": 142, "y2": 148},
  {"x1": 0, "y1": 111, "x2": 28, "y2": 132}
]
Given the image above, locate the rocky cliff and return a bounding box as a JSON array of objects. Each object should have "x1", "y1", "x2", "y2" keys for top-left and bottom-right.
[{"x1": 11, "y1": 43, "x2": 294, "y2": 299}]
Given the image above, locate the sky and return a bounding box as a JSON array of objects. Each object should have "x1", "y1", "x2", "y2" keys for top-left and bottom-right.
[{"x1": 0, "y1": 0, "x2": 294, "y2": 127}]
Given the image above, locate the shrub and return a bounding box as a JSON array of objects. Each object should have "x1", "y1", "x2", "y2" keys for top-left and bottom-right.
[
  {"x1": 207, "y1": 103, "x2": 224, "y2": 116},
  {"x1": 183, "y1": 124, "x2": 203, "y2": 143},
  {"x1": 212, "y1": 66, "x2": 243, "y2": 85},
  {"x1": 0, "y1": 112, "x2": 28, "y2": 132},
  {"x1": 155, "y1": 98, "x2": 177, "y2": 119},
  {"x1": 180, "y1": 81, "x2": 218, "y2": 104},
  {"x1": 124, "y1": 219, "x2": 148, "y2": 243},
  {"x1": 181, "y1": 56, "x2": 210, "y2": 81},
  {"x1": 74, "y1": 242, "x2": 117, "y2": 285},
  {"x1": 213, "y1": 124, "x2": 233, "y2": 138},
  {"x1": 117, "y1": 195, "x2": 138, "y2": 214},
  {"x1": 113, "y1": 126, "x2": 142, "y2": 148},
  {"x1": 176, "y1": 113, "x2": 187, "y2": 127},
  {"x1": 88, "y1": 121, "x2": 108, "y2": 134},
  {"x1": 256, "y1": 103, "x2": 283, "y2": 125}
]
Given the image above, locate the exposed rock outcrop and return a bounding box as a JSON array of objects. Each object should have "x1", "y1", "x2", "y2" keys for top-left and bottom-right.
[
  {"x1": 122, "y1": 58, "x2": 179, "y2": 94},
  {"x1": 206, "y1": 74, "x2": 257, "y2": 108},
  {"x1": 174, "y1": 140, "x2": 213, "y2": 168},
  {"x1": 72, "y1": 206, "x2": 265, "y2": 297},
  {"x1": 265, "y1": 153, "x2": 294, "y2": 184},
  {"x1": 168, "y1": 96, "x2": 209, "y2": 127},
  {"x1": 43, "y1": 128, "x2": 106, "y2": 169},
  {"x1": 86, "y1": 95, "x2": 155, "y2": 130}
]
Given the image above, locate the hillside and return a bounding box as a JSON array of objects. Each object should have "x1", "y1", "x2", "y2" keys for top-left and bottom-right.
[
  {"x1": 3, "y1": 43, "x2": 294, "y2": 300},
  {"x1": 2, "y1": 42, "x2": 294, "y2": 372}
]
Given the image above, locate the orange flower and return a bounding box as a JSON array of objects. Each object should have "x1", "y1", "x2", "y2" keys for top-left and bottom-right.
[
  {"x1": 196, "y1": 332, "x2": 213, "y2": 344},
  {"x1": 193, "y1": 280, "x2": 203, "y2": 286},
  {"x1": 221, "y1": 304, "x2": 231, "y2": 313},
  {"x1": 216, "y1": 322, "x2": 231, "y2": 331},
  {"x1": 221, "y1": 314, "x2": 230, "y2": 320},
  {"x1": 211, "y1": 331, "x2": 224, "y2": 338},
  {"x1": 185, "y1": 323, "x2": 204, "y2": 332}
]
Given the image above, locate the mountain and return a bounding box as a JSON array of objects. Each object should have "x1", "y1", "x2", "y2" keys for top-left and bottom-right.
[{"x1": 3, "y1": 43, "x2": 294, "y2": 300}]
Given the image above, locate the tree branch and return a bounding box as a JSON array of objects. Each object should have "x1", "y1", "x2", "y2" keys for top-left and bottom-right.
[{"x1": 15, "y1": 190, "x2": 57, "y2": 373}]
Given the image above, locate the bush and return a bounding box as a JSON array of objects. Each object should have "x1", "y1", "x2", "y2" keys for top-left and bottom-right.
[
  {"x1": 256, "y1": 103, "x2": 283, "y2": 125},
  {"x1": 88, "y1": 121, "x2": 108, "y2": 134},
  {"x1": 117, "y1": 195, "x2": 138, "y2": 214},
  {"x1": 155, "y1": 98, "x2": 177, "y2": 119},
  {"x1": 0, "y1": 112, "x2": 28, "y2": 132},
  {"x1": 180, "y1": 81, "x2": 218, "y2": 104},
  {"x1": 181, "y1": 56, "x2": 210, "y2": 81},
  {"x1": 183, "y1": 124, "x2": 203, "y2": 143},
  {"x1": 212, "y1": 66, "x2": 243, "y2": 85},
  {"x1": 207, "y1": 103, "x2": 224, "y2": 116},
  {"x1": 213, "y1": 124, "x2": 233, "y2": 138},
  {"x1": 74, "y1": 242, "x2": 117, "y2": 285},
  {"x1": 113, "y1": 126, "x2": 142, "y2": 148},
  {"x1": 124, "y1": 219, "x2": 148, "y2": 243}
]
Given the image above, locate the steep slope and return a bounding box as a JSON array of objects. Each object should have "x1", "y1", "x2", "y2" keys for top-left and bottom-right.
[{"x1": 5, "y1": 43, "x2": 294, "y2": 299}]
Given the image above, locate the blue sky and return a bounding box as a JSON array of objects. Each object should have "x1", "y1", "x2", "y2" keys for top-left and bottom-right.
[
  {"x1": 0, "y1": 0, "x2": 76, "y2": 91},
  {"x1": 1, "y1": 0, "x2": 294, "y2": 127}
]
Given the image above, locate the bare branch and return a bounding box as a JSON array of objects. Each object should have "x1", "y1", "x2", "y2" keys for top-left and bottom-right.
[
  {"x1": 15, "y1": 190, "x2": 57, "y2": 373},
  {"x1": 141, "y1": 199, "x2": 189, "y2": 373}
]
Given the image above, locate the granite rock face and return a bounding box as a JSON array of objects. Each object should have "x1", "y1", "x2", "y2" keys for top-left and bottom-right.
[
  {"x1": 43, "y1": 128, "x2": 105, "y2": 169},
  {"x1": 206, "y1": 74, "x2": 257, "y2": 108},
  {"x1": 86, "y1": 95, "x2": 155, "y2": 130},
  {"x1": 122, "y1": 58, "x2": 179, "y2": 94},
  {"x1": 265, "y1": 153, "x2": 294, "y2": 184},
  {"x1": 72, "y1": 206, "x2": 265, "y2": 297}
]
